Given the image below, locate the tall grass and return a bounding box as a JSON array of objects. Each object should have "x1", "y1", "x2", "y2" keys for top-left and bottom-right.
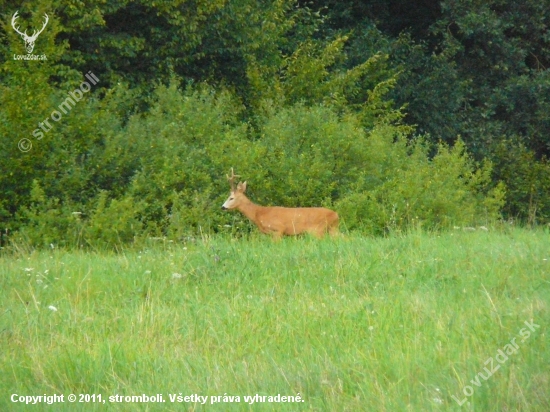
[{"x1": 1, "y1": 228, "x2": 549, "y2": 411}]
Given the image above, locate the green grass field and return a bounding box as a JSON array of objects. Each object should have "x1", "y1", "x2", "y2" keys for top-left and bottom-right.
[{"x1": 1, "y1": 228, "x2": 549, "y2": 411}]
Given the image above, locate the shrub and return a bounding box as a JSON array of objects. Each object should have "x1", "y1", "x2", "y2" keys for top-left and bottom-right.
[
  {"x1": 84, "y1": 193, "x2": 144, "y2": 248},
  {"x1": 16, "y1": 181, "x2": 83, "y2": 248},
  {"x1": 94, "y1": 82, "x2": 260, "y2": 238},
  {"x1": 11, "y1": 80, "x2": 505, "y2": 245},
  {"x1": 491, "y1": 141, "x2": 550, "y2": 225},
  {"x1": 334, "y1": 131, "x2": 505, "y2": 234}
]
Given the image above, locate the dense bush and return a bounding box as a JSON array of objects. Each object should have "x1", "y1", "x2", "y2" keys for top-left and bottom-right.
[
  {"x1": 14, "y1": 83, "x2": 256, "y2": 246},
  {"x1": 491, "y1": 141, "x2": 550, "y2": 225},
  {"x1": 12, "y1": 82, "x2": 504, "y2": 246},
  {"x1": 336, "y1": 135, "x2": 505, "y2": 233}
]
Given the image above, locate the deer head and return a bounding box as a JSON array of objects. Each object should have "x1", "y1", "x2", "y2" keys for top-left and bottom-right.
[
  {"x1": 222, "y1": 168, "x2": 247, "y2": 210},
  {"x1": 12, "y1": 11, "x2": 49, "y2": 54}
]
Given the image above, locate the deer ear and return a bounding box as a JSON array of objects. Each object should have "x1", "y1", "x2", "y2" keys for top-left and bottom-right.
[{"x1": 239, "y1": 181, "x2": 247, "y2": 192}]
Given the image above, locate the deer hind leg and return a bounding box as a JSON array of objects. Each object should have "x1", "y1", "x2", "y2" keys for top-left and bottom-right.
[
  {"x1": 315, "y1": 228, "x2": 326, "y2": 238},
  {"x1": 327, "y1": 219, "x2": 339, "y2": 237}
]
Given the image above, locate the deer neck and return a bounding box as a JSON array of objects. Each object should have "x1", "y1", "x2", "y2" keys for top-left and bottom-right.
[{"x1": 236, "y1": 196, "x2": 262, "y2": 222}]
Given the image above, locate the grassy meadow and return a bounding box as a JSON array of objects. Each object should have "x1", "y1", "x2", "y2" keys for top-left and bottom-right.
[{"x1": 1, "y1": 228, "x2": 549, "y2": 411}]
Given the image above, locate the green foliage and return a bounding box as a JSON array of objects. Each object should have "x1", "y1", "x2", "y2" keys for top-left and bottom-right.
[
  {"x1": 248, "y1": 32, "x2": 404, "y2": 131},
  {"x1": 7, "y1": 80, "x2": 504, "y2": 245},
  {"x1": 335, "y1": 134, "x2": 504, "y2": 234},
  {"x1": 253, "y1": 104, "x2": 364, "y2": 207},
  {"x1": 10, "y1": 82, "x2": 257, "y2": 245},
  {"x1": 313, "y1": 0, "x2": 550, "y2": 224},
  {"x1": 492, "y1": 141, "x2": 550, "y2": 225},
  {"x1": 44, "y1": 0, "x2": 304, "y2": 96},
  {"x1": 0, "y1": 5, "x2": 71, "y2": 222},
  {"x1": 16, "y1": 181, "x2": 81, "y2": 247},
  {"x1": 84, "y1": 192, "x2": 144, "y2": 248},
  {"x1": 430, "y1": 0, "x2": 550, "y2": 155},
  {"x1": 113, "y1": 82, "x2": 257, "y2": 237},
  {"x1": 420, "y1": 0, "x2": 550, "y2": 223},
  {"x1": 384, "y1": 34, "x2": 470, "y2": 143},
  {"x1": 0, "y1": 70, "x2": 123, "y2": 236}
]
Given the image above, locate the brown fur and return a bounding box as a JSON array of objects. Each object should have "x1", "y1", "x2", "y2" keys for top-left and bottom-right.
[{"x1": 222, "y1": 181, "x2": 339, "y2": 239}]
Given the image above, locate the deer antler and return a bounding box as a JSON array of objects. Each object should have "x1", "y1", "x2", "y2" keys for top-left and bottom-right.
[
  {"x1": 226, "y1": 168, "x2": 240, "y2": 191},
  {"x1": 32, "y1": 13, "x2": 49, "y2": 39},
  {"x1": 11, "y1": 12, "x2": 27, "y2": 38}
]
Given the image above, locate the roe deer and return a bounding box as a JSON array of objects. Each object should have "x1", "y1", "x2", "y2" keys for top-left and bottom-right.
[{"x1": 221, "y1": 169, "x2": 339, "y2": 238}]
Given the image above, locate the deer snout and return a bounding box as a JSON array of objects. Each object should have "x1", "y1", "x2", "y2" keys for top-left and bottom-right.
[{"x1": 221, "y1": 206, "x2": 227, "y2": 210}]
